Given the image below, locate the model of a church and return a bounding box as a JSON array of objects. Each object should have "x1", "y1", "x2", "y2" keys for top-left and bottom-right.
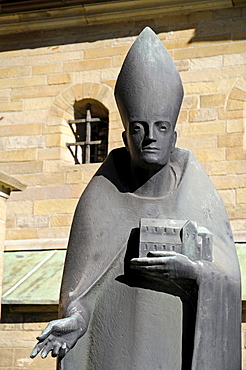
[{"x1": 139, "y1": 218, "x2": 213, "y2": 261}]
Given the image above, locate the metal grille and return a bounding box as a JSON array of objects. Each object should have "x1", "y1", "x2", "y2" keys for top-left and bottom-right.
[{"x1": 66, "y1": 103, "x2": 108, "y2": 164}]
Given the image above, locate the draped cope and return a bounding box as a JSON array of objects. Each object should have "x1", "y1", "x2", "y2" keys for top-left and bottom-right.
[{"x1": 58, "y1": 147, "x2": 241, "y2": 370}]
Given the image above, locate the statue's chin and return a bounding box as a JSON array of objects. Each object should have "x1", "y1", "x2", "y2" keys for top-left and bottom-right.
[{"x1": 132, "y1": 156, "x2": 168, "y2": 172}]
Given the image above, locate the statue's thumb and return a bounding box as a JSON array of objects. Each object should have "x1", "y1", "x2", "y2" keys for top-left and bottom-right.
[{"x1": 37, "y1": 324, "x2": 54, "y2": 341}]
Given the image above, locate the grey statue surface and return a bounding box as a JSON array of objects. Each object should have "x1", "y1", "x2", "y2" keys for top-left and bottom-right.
[{"x1": 31, "y1": 27, "x2": 241, "y2": 369}]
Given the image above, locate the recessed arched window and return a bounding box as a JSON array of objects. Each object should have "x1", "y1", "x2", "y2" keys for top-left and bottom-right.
[{"x1": 67, "y1": 99, "x2": 109, "y2": 164}]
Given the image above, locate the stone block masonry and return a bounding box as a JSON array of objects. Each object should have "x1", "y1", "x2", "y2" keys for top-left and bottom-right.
[
  {"x1": 0, "y1": 3, "x2": 244, "y2": 275},
  {"x1": 0, "y1": 323, "x2": 56, "y2": 369},
  {"x1": 0, "y1": 3, "x2": 244, "y2": 269}
]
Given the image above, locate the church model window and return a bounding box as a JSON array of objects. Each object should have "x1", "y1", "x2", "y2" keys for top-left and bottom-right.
[{"x1": 66, "y1": 99, "x2": 109, "y2": 164}]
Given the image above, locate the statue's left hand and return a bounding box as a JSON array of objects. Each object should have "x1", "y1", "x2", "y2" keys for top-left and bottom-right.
[
  {"x1": 131, "y1": 251, "x2": 199, "y2": 282},
  {"x1": 30, "y1": 314, "x2": 87, "y2": 359}
]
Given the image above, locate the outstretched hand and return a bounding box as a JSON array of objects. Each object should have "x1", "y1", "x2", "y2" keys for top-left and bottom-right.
[
  {"x1": 30, "y1": 314, "x2": 87, "y2": 359},
  {"x1": 131, "y1": 251, "x2": 200, "y2": 281}
]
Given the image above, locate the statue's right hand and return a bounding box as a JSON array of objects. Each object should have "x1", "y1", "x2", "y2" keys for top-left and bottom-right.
[{"x1": 30, "y1": 314, "x2": 87, "y2": 359}]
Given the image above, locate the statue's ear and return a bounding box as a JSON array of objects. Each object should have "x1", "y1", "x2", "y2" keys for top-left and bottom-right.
[
  {"x1": 171, "y1": 131, "x2": 177, "y2": 152},
  {"x1": 122, "y1": 131, "x2": 128, "y2": 149}
]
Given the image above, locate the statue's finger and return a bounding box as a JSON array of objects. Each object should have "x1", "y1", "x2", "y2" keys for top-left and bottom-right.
[
  {"x1": 52, "y1": 343, "x2": 61, "y2": 357},
  {"x1": 37, "y1": 323, "x2": 54, "y2": 341},
  {"x1": 131, "y1": 257, "x2": 151, "y2": 265},
  {"x1": 30, "y1": 347, "x2": 38, "y2": 359},
  {"x1": 131, "y1": 264, "x2": 167, "y2": 272},
  {"x1": 30, "y1": 345, "x2": 39, "y2": 358},
  {"x1": 132, "y1": 257, "x2": 168, "y2": 265},
  {"x1": 41, "y1": 342, "x2": 53, "y2": 358},
  {"x1": 30, "y1": 337, "x2": 49, "y2": 358},
  {"x1": 142, "y1": 265, "x2": 166, "y2": 271},
  {"x1": 147, "y1": 251, "x2": 178, "y2": 257},
  {"x1": 58, "y1": 342, "x2": 69, "y2": 359}
]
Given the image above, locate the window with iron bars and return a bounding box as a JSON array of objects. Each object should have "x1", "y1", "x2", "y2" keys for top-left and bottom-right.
[{"x1": 66, "y1": 99, "x2": 109, "y2": 164}]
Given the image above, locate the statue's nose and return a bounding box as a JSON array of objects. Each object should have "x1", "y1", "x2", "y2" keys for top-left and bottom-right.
[{"x1": 145, "y1": 124, "x2": 156, "y2": 142}]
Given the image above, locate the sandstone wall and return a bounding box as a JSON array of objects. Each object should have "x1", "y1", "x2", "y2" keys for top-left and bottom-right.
[{"x1": 0, "y1": 8, "x2": 245, "y2": 250}]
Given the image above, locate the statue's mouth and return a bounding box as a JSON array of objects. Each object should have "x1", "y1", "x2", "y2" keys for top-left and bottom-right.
[{"x1": 142, "y1": 147, "x2": 159, "y2": 152}]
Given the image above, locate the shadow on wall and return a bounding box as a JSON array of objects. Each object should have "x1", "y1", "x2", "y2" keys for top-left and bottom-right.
[{"x1": 0, "y1": 7, "x2": 245, "y2": 52}]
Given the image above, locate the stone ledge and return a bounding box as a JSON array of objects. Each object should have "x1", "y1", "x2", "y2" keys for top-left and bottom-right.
[
  {"x1": 0, "y1": 0, "x2": 235, "y2": 35},
  {"x1": 0, "y1": 171, "x2": 26, "y2": 196},
  {"x1": 234, "y1": 231, "x2": 246, "y2": 243},
  {"x1": 4, "y1": 238, "x2": 68, "y2": 251}
]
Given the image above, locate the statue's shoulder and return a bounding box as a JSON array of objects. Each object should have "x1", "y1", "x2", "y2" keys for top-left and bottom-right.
[
  {"x1": 171, "y1": 147, "x2": 205, "y2": 175},
  {"x1": 81, "y1": 147, "x2": 129, "y2": 201},
  {"x1": 101, "y1": 147, "x2": 128, "y2": 167},
  {"x1": 93, "y1": 147, "x2": 129, "y2": 189},
  {"x1": 171, "y1": 147, "x2": 219, "y2": 197},
  {"x1": 170, "y1": 147, "x2": 193, "y2": 165},
  {"x1": 170, "y1": 147, "x2": 195, "y2": 183}
]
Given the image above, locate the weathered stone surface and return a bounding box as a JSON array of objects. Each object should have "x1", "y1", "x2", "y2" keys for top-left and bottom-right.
[
  {"x1": 34, "y1": 199, "x2": 77, "y2": 215},
  {"x1": 16, "y1": 215, "x2": 49, "y2": 229},
  {"x1": 5, "y1": 136, "x2": 45, "y2": 149}
]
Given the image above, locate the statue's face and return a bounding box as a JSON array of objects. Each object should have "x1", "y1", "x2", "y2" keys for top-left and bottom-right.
[{"x1": 124, "y1": 118, "x2": 176, "y2": 170}]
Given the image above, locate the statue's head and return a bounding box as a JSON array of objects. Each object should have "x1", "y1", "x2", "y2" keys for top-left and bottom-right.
[{"x1": 114, "y1": 27, "x2": 183, "y2": 170}]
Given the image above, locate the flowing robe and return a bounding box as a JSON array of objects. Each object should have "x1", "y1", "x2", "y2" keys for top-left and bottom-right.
[{"x1": 58, "y1": 147, "x2": 241, "y2": 370}]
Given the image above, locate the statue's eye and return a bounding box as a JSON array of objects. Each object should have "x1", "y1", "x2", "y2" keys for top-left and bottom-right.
[
  {"x1": 157, "y1": 121, "x2": 170, "y2": 131},
  {"x1": 132, "y1": 123, "x2": 142, "y2": 132}
]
